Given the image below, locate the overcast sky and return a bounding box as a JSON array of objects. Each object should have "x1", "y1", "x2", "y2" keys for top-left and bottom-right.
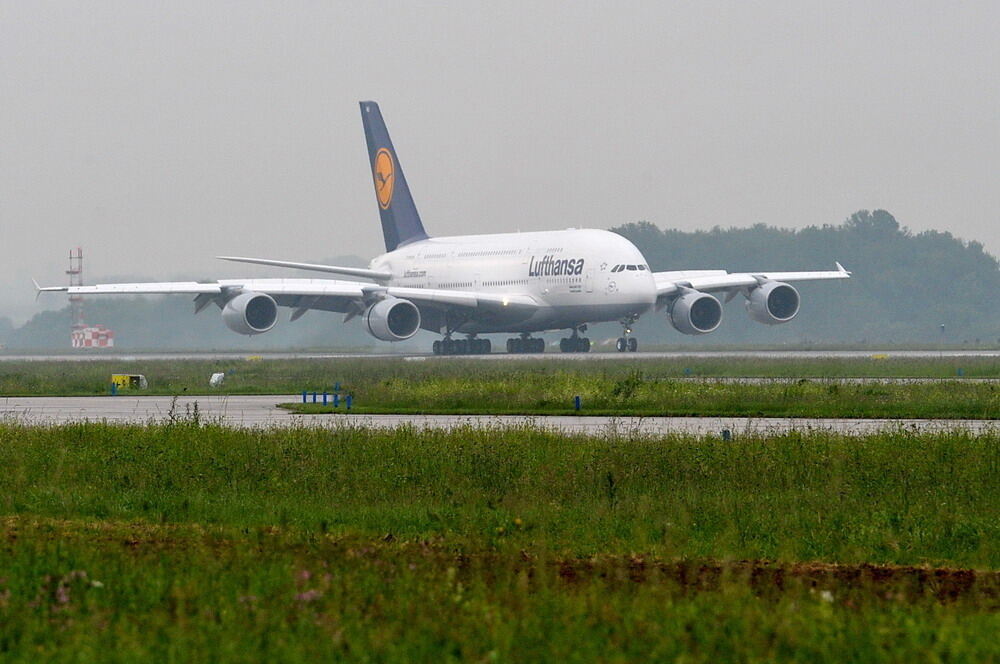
[{"x1": 3, "y1": 1, "x2": 998, "y2": 322}]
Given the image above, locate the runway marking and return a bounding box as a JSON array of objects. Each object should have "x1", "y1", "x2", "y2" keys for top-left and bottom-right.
[{"x1": 0, "y1": 350, "x2": 998, "y2": 362}]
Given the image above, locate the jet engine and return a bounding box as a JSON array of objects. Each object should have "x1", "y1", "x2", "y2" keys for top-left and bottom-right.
[
  {"x1": 746, "y1": 281, "x2": 800, "y2": 324},
  {"x1": 222, "y1": 292, "x2": 278, "y2": 335},
  {"x1": 669, "y1": 290, "x2": 723, "y2": 335},
  {"x1": 365, "y1": 297, "x2": 421, "y2": 341}
]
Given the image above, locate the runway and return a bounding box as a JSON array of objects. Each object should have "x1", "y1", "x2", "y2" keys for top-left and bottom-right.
[
  {"x1": 0, "y1": 349, "x2": 998, "y2": 362},
  {"x1": 1, "y1": 395, "x2": 995, "y2": 436}
]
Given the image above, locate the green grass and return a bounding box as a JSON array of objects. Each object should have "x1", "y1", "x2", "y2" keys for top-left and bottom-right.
[
  {"x1": 2, "y1": 423, "x2": 998, "y2": 564},
  {"x1": 2, "y1": 518, "x2": 998, "y2": 663},
  {"x1": 1, "y1": 357, "x2": 999, "y2": 418},
  {"x1": 0, "y1": 355, "x2": 997, "y2": 397},
  {"x1": 2, "y1": 423, "x2": 999, "y2": 661},
  {"x1": 0, "y1": 423, "x2": 995, "y2": 563},
  {"x1": 282, "y1": 377, "x2": 1000, "y2": 418}
]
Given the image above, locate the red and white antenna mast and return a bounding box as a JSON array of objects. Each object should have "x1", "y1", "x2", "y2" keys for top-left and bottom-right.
[
  {"x1": 65, "y1": 247, "x2": 114, "y2": 349},
  {"x1": 66, "y1": 247, "x2": 85, "y2": 330}
]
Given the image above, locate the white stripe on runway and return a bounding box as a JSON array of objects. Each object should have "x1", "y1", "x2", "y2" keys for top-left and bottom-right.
[{"x1": 1, "y1": 395, "x2": 996, "y2": 436}]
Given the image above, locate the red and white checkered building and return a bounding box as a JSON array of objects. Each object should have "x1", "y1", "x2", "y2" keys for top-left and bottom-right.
[{"x1": 71, "y1": 325, "x2": 115, "y2": 348}]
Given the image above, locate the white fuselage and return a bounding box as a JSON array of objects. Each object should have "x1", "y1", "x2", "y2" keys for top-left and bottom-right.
[{"x1": 370, "y1": 228, "x2": 656, "y2": 333}]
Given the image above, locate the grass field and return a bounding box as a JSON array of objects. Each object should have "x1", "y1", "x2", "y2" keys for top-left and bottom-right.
[
  {"x1": 283, "y1": 377, "x2": 1000, "y2": 418},
  {"x1": 0, "y1": 356, "x2": 997, "y2": 397},
  {"x1": 1, "y1": 357, "x2": 998, "y2": 420},
  {"x1": 1, "y1": 422, "x2": 998, "y2": 661}
]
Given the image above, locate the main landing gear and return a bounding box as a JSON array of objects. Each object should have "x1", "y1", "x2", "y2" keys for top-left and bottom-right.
[
  {"x1": 433, "y1": 336, "x2": 491, "y2": 355},
  {"x1": 559, "y1": 326, "x2": 591, "y2": 353},
  {"x1": 616, "y1": 319, "x2": 639, "y2": 352},
  {"x1": 506, "y1": 334, "x2": 545, "y2": 354}
]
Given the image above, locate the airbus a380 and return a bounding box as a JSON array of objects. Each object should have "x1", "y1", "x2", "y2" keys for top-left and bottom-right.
[{"x1": 38, "y1": 102, "x2": 850, "y2": 354}]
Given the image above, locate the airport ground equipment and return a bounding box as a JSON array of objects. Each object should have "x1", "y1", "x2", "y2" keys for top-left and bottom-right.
[{"x1": 111, "y1": 374, "x2": 147, "y2": 391}]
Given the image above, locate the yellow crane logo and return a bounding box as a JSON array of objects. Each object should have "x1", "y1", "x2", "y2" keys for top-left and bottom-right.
[{"x1": 373, "y1": 148, "x2": 395, "y2": 209}]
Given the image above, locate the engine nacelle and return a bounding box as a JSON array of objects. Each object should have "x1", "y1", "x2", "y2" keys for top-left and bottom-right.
[
  {"x1": 222, "y1": 292, "x2": 278, "y2": 335},
  {"x1": 746, "y1": 281, "x2": 800, "y2": 325},
  {"x1": 669, "y1": 290, "x2": 723, "y2": 335},
  {"x1": 365, "y1": 297, "x2": 421, "y2": 341}
]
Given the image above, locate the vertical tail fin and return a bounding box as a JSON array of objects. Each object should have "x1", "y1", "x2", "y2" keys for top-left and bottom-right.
[{"x1": 360, "y1": 101, "x2": 429, "y2": 252}]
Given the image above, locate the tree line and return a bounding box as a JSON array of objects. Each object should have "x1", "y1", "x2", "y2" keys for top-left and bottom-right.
[
  {"x1": 613, "y1": 209, "x2": 999, "y2": 344},
  {"x1": 1, "y1": 210, "x2": 997, "y2": 349}
]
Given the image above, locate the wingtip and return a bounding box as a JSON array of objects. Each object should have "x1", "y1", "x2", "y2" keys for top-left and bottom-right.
[{"x1": 835, "y1": 261, "x2": 850, "y2": 275}]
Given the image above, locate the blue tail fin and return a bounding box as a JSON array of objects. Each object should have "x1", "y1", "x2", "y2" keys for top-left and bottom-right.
[{"x1": 360, "y1": 101, "x2": 429, "y2": 252}]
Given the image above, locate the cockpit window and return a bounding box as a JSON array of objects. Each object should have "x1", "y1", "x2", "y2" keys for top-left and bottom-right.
[
  {"x1": 611, "y1": 265, "x2": 623, "y2": 272},
  {"x1": 626, "y1": 264, "x2": 637, "y2": 271},
  {"x1": 638, "y1": 265, "x2": 648, "y2": 271}
]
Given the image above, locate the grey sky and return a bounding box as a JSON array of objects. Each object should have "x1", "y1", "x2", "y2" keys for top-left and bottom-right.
[{"x1": 3, "y1": 1, "x2": 998, "y2": 322}]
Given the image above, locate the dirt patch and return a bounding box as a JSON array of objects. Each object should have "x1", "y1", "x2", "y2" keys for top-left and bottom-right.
[
  {"x1": 551, "y1": 556, "x2": 1000, "y2": 605},
  {"x1": 5, "y1": 517, "x2": 997, "y2": 606}
]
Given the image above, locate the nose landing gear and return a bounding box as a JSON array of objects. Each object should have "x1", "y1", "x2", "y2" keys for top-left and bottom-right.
[
  {"x1": 616, "y1": 318, "x2": 639, "y2": 352},
  {"x1": 615, "y1": 337, "x2": 638, "y2": 352}
]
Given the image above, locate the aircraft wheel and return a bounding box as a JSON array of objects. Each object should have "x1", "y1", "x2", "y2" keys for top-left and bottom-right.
[
  {"x1": 537, "y1": 338, "x2": 546, "y2": 353},
  {"x1": 506, "y1": 339, "x2": 514, "y2": 353},
  {"x1": 628, "y1": 337, "x2": 638, "y2": 352},
  {"x1": 481, "y1": 339, "x2": 491, "y2": 354},
  {"x1": 433, "y1": 340, "x2": 442, "y2": 355},
  {"x1": 580, "y1": 337, "x2": 591, "y2": 353},
  {"x1": 616, "y1": 337, "x2": 627, "y2": 352}
]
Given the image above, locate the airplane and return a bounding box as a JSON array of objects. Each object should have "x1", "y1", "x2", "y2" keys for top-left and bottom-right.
[{"x1": 37, "y1": 101, "x2": 851, "y2": 354}]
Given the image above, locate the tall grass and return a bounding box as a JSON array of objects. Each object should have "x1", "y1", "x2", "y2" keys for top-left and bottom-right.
[
  {"x1": 0, "y1": 423, "x2": 996, "y2": 566},
  {"x1": 1, "y1": 423, "x2": 998, "y2": 661}
]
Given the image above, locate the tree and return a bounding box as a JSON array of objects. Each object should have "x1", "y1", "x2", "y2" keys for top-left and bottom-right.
[{"x1": 612, "y1": 210, "x2": 999, "y2": 344}]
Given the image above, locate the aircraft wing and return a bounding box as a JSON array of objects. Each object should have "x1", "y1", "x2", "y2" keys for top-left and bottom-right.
[
  {"x1": 216, "y1": 256, "x2": 392, "y2": 282},
  {"x1": 653, "y1": 262, "x2": 851, "y2": 299},
  {"x1": 35, "y1": 278, "x2": 540, "y2": 316}
]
